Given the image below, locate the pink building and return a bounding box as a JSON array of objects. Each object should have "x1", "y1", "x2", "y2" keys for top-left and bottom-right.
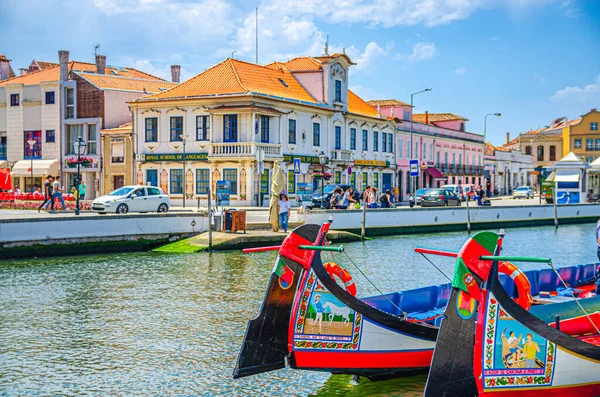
[{"x1": 369, "y1": 101, "x2": 485, "y2": 200}]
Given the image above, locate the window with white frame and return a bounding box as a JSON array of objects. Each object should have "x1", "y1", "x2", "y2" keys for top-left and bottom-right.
[
  {"x1": 398, "y1": 138, "x2": 403, "y2": 158},
  {"x1": 87, "y1": 124, "x2": 97, "y2": 154},
  {"x1": 591, "y1": 122, "x2": 598, "y2": 131},
  {"x1": 111, "y1": 138, "x2": 124, "y2": 163},
  {"x1": 65, "y1": 88, "x2": 75, "y2": 119}
]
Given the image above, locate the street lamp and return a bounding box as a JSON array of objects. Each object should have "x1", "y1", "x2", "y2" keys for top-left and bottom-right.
[
  {"x1": 318, "y1": 151, "x2": 326, "y2": 209},
  {"x1": 26, "y1": 139, "x2": 36, "y2": 191},
  {"x1": 74, "y1": 136, "x2": 87, "y2": 216},
  {"x1": 410, "y1": 87, "x2": 432, "y2": 194},
  {"x1": 483, "y1": 113, "x2": 501, "y2": 142},
  {"x1": 180, "y1": 133, "x2": 189, "y2": 208}
]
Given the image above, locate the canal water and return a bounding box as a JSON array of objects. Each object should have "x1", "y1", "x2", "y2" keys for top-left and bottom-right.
[{"x1": 0, "y1": 224, "x2": 597, "y2": 396}]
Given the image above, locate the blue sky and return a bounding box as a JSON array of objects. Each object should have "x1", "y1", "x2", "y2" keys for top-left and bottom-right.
[{"x1": 2, "y1": 0, "x2": 599, "y2": 146}]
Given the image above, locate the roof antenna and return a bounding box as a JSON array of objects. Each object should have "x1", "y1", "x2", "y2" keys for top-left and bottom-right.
[
  {"x1": 255, "y1": 7, "x2": 259, "y2": 64},
  {"x1": 231, "y1": 50, "x2": 237, "y2": 59},
  {"x1": 94, "y1": 44, "x2": 100, "y2": 60},
  {"x1": 324, "y1": 35, "x2": 329, "y2": 56}
]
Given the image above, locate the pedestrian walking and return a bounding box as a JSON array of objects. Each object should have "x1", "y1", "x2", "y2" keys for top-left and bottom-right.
[
  {"x1": 278, "y1": 193, "x2": 291, "y2": 233},
  {"x1": 46, "y1": 176, "x2": 66, "y2": 211},
  {"x1": 79, "y1": 180, "x2": 87, "y2": 200},
  {"x1": 38, "y1": 175, "x2": 54, "y2": 212}
]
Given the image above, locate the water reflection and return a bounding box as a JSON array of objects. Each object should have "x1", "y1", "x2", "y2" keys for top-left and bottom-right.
[{"x1": 0, "y1": 224, "x2": 596, "y2": 396}]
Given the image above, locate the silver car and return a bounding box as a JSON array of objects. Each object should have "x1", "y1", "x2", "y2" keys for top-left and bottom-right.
[{"x1": 513, "y1": 186, "x2": 534, "y2": 199}]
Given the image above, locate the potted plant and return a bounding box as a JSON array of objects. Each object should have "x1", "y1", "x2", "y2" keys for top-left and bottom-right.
[
  {"x1": 323, "y1": 171, "x2": 333, "y2": 181},
  {"x1": 312, "y1": 171, "x2": 323, "y2": 180}
]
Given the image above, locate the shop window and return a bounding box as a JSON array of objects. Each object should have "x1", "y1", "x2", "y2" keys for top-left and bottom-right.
[
  {"x1": 223, "y1": 168, "x2": 238, "y2": 195},
  {"x1": 195, "y1": 169, "x2": 210, "y2": 194},
  {"x1": 287, "y1": 171, "x2": 296, "y2": 194},
  {"x1": 45, "y1": 130, "x2": 55, "y2": 143},
  {"x1": 0, "y1": 136, "x2": 6, "y2": 160},
  {"x1": 170, "y1": 169, "x2": 183, "y2": 194},
  {"x1": 334, "y1": 171, "x2": 341, "y2": 184},
  {"x1": 362, "y1": 172, "x2": 368, "y2": 191},
  {"x1": 373, "y1": 173, "x2": 379, "y2": 190}
]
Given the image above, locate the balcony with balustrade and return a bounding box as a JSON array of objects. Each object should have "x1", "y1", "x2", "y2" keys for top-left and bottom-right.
[{"x1": 208, "y1": 142, "x2": 283, "y2": 160}]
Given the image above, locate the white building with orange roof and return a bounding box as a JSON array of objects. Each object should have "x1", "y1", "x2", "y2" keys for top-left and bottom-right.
[
  {"x1": 0, "y1": 50, "x2": 176, "y2": 198},
  {"x1": 130, "y1": 51, "x2": 399, "y2": 207}
]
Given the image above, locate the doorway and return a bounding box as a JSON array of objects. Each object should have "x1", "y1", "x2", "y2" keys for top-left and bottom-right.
[{"x1": 113, "y1": 175, "x2": 125, "y2": 190}]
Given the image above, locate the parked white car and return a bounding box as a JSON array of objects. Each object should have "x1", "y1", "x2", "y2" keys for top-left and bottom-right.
[
  {"x1": 92, "y1": 186, "x2": 170, "y2": 214},
  {"x1": 513, "y1": 186, "x2": 534, "y2": 199}
]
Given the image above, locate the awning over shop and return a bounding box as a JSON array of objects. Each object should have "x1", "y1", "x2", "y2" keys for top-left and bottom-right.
[
  {"x1": 425, "y1": 167, "x2": 446, "y2": 179},
  {"x1": 554, "y1": 173, "x2": 579, "y2": 182},
  {"x1": 11, "y1": 159, "x2": 60, "y2": 177}
]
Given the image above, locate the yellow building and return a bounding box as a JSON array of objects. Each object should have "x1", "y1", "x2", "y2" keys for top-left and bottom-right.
[
  {"x1": 100, "y1": 122, "x2": 133, "y2": 194},
  {"x1": 562, "y1": 109, "x2": 600, "y2": 162}
]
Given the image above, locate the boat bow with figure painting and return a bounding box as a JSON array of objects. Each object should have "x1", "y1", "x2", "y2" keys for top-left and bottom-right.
[
  {"x1": 233, "y1": 220, "x2": 600, "y2": 380},
  {"x1": 424, "y1": 230, "x2": 600, "y2": 397}
]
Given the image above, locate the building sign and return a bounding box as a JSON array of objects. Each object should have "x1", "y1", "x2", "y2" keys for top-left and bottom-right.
[
  {"x1": 409, "y1": 159, "x2": 419, "y2": 177},
  {"x1": 353, "y1": 159, "x2": 389, "y2": 167},
  {"x1": 141, "y1": 153, "x2": 208, "y2": 162},
  {"x1": 283, "y1": 154, "x2": 328, "y2": 164},
  {"x1": 293, "y1": 158, "x2": 301, "y2": 175}
]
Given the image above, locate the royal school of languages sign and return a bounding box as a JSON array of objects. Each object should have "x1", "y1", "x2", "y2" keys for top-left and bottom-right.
[
  {"x1": 142, "y1": 153, "x2": 208, "y2": 162},
  {"x1": 283, "y1": 154, "x2": 328, "y2": 164}
]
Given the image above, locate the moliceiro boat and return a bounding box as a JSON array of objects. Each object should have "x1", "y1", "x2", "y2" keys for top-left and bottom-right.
[
  {"x1": 233, "y1": 220, "x2": 600, "y2": 380},
  {"x1": 424, "y1": 231, "x2": 600, "y2": 397}
]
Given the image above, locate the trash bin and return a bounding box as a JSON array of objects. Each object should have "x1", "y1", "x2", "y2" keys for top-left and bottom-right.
[
  {"x1": 213, "y1": 213, "x2": 223, "y2": 232},
  {"x1": 224, "y1": 210, "x2": 246, "y2": 233}
]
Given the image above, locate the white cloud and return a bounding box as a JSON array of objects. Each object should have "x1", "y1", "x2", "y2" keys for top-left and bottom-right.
[
  {"x1": 395, "y1": 42, "x2": 437, "y2": 63},
  {"x1": 263, "y1": 0, "x2": 548, "y2": 28},
  {"x1": 120, "y1": 58, "x2": 194, "y2": 82},
  {"x1": 560, "y1": 0, "x2": 582, "y2": 18},
  {"x1": 455, "y1": 67, "x2": 468, "y2": 75},
  {"x1": 550, "y1": 74, "x2": 600, "y2": 106},
  {"x1": 345, "y1": 41, "x2": 394, "y2": 71},
  {"x1": 534, "y1": 73, "x2": 547, "y2": 83},
  {"x1": 349, "y1": 84, "x2": 386, "y2": 101}
]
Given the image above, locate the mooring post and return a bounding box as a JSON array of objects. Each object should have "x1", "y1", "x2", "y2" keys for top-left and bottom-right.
[
  {"x1": 361, "y1": 202, "x2": 367, "y2": 241},
  {"x1": 553, "y1": 196, "x2": 559, "y2": 228},
  {"x1": 466, "y1": 195, "x2": 472, "y2": 234},
  {"x1": 208, "y1": 188, "x2": 213, "y2": 250}
]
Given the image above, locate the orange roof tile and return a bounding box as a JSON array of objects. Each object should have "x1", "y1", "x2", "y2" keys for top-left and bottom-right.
[
  {"x1": 280, "y1": 57, "x2": 322, "y2": 71},
  {"x1": 32, "y1": 61, "x2": 59, "y2": 71},
  {"x1": 367, "y1": 99, "x2": 412, "y2": 107},
  {"x1": 0, "y1": 61, "x2": 164, "y2": 87},
  {"x1": 139, "y1": 58, "x2": 319, "y2": 104},
  {"x1": 75, "y1": 72, "x2": 175, "y2": 93},
  {"x1": 485, "y1": 142, "x2": 496, "y2": 156},
  {"x1": 413, "y1": 113, "x2": 469, "y2": 123},
  {"x1": 101, "y1": 122, "x2": 132, "y2": 135},
  {"x1": 348, "y1": 90, "x2": 379, "y2": 118}
]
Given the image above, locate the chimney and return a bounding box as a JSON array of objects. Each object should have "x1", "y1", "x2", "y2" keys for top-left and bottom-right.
[
  {"x1": 0, "y1": 57, "x2": 11, "y2": 81},
  {"x1": 95, "y1": 54, "x2": 106, "y2": 75},
  {"x1": 425, "y1": 111, "x2": 429, "y2": 124},
  {"x1": 58, "y1": 50, "x2": 69, "y2": 82},
  {"x1": 19, "y1": 68, "x2": 28, "y2": 76},
  {"x1": 506, "y1": 132, "x2": 510, "y2": 144},
  {"x1": 171, "y1": 65, "x2": 181, "y2": 83}
]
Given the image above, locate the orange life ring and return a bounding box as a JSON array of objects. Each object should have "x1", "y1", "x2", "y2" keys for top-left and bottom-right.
[
  {"x1": 499, "y1": 261, "x2": 533, "y2": 310},
  {"x1": 323, "y1": 262, "x2": 357, "y2": 296}
]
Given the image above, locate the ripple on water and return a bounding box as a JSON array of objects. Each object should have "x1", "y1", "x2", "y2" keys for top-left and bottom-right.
[{"x1": 0, "y1": 224, "x2": 597, "y2": 396}]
